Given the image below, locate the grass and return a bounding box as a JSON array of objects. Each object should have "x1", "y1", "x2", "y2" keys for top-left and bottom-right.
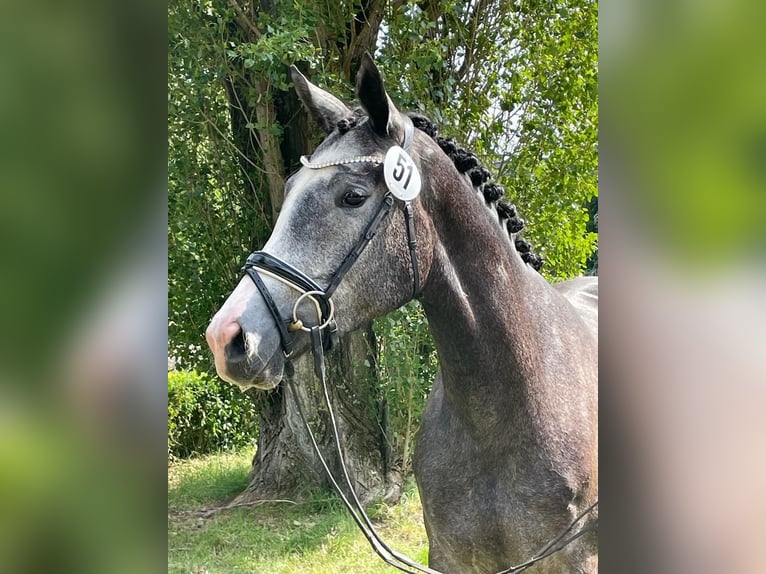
[{"x1": 168, "y1": 450, "x2": 429, "y2": 573}]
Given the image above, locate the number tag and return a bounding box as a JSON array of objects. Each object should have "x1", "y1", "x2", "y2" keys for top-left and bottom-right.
[{"x1": 384, "y1": 146, "x2": 421, "y2": 201}]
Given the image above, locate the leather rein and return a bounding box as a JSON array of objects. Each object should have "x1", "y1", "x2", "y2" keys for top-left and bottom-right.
[{"x1": 238, "y1": 119, "x2": 596, "y2": 574}]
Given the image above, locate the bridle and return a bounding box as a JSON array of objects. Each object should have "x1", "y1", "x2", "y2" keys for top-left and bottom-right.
[
  {"x1": 236, "y1": 117, "x2": 597, "y2": 574},
  {"x1": 241, "y1": 117, "x2": 419, "y2": 360}
]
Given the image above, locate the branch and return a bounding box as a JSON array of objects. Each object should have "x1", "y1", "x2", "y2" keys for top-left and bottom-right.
[
  {"x1": 456, "y1": 0, "x2": 490, "y2": 82},
  {"x1": 343, "y1": 0, "x2": 387, "y2": 81},
  {"x1": 227, "y1": 0, "x2": 261, "y2": 40}
]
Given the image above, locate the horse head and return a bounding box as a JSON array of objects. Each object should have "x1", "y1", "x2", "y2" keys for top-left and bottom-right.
[{"x1": 206, "y1": 54, "x2": 438, "y2": 389}]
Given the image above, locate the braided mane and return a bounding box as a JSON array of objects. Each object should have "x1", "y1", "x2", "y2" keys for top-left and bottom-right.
[
  {"x1": 408, "y1": 114, "x2": 542, "y2": 271},
  {"x1": 337, "y1": 111, "x2": 543, "y2": 271}
]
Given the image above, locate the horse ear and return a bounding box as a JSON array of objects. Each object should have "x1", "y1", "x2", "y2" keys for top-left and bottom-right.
[
  {"x1": 290, "y1": 66, "x2": 351, "y2": 134},
  {"x1": 355, "y1": 52, "x2": 405, "y2": 140}
]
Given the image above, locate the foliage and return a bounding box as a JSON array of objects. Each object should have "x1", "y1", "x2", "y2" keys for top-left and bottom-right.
[
  {"x1": 169, "y1": 451, "x2": 428, "y2": 573},
  {"x1": 168, "y1": 370, "x2": 259, "y2": 459},
  {"x1": 502, "y1": 0, "x2": 599, "y2": 279},
  {"x1": 374, "y1": 302, "x2": 438, "y2": 475},
  {"x1": 168, "y1": 1, "x2": 258, "y2": 367}
]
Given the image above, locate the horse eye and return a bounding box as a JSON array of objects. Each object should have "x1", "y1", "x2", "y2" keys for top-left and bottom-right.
[{"x1": 341, "y1": 189, "x2": 368, "y2": 208}]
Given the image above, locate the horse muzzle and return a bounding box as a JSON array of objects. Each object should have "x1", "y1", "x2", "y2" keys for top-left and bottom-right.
[
  {"x1": 205, "y1": 320, "x2": 284, "y2": 390},
  {"x1": 205, "y1": 286, "x2": 287, "y2": 390}
]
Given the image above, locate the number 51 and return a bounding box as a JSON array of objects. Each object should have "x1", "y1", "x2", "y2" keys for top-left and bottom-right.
[{"x1": 392, "y1": 152, "x2": 413, "y2": 189}]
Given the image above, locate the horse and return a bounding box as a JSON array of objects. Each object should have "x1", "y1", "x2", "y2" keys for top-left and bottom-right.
[{"x1": 206, "y1": 54, "x2": 598, "y2": 573}]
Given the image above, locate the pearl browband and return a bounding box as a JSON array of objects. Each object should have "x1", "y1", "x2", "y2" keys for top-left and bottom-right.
[{"x1": 299, "y1": 155, "x2": 383, "y2": 169}]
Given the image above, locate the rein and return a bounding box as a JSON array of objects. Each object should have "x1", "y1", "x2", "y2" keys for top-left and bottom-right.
[{"x1": 238, "y1": 119, "x2": 596, "y2": 573}]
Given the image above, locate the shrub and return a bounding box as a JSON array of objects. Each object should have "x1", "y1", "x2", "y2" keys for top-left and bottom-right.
[
  {"x1": 168, "y1": 370, "x2": 258, "y2": 459},
  {"x1": 375, "y1": 301, "x2": 438, "y2": 475}
]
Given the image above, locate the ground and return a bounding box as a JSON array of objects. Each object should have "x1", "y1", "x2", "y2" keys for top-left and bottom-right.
[{"x1": 168, "y1": 450, "x2": 429, "y2": 573}]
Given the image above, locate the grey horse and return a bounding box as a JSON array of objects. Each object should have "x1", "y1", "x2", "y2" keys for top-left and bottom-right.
[{"x1": 206, "y1": 55, "x2": 598, "y2": 573}]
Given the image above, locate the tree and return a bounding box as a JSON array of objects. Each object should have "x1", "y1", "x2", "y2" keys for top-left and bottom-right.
[
  {"x1": 170, "y1": 0, "x2": 397, "y2": 503},
  {"x1": 168, "y1": 0, "x2": 598, "y2": 502}
]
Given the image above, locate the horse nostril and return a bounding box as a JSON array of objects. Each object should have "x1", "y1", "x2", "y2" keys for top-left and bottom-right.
[{"x1": 225, "y1": 325, "x2": 247, "y2": 361}]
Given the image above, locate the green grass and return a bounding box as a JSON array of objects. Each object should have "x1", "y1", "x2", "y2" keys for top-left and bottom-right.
[{"x1": 168, "y1": 451, "x2": 429, "y2": 573}]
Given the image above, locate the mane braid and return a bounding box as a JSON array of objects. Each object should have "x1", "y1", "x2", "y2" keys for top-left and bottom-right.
[
  {"x1": 410, "y1": 113, "x2": 543, "y2": 271},
  {"x1": 336, "y1": 109, "x2": 543, "y2": 271}
]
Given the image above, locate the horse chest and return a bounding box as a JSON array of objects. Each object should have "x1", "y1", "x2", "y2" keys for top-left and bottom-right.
[{"x1": 413, "y1": 378, "x2": 580, "y2": 572}]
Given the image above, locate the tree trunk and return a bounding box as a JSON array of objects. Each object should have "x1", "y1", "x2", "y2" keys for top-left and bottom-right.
[
  {"x1": 220, "y1": 0, "x2": 395, "y2": 506},
  {"x1": 236, "y1": 326, "x2": 399, "y2": 505},
  {"x1": 252, "y1": 78, "x2": 287, "y2": 222}
]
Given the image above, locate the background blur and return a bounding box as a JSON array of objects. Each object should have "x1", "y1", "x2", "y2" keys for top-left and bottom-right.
[
  {"x1": 0, "y1": 0, "x2": 763, "y2": 572},
  {"x1": 0, "y1": 0, "x2": 166, "y2": 572},
  {"x1": 600, "y1": 0, "x2": 766, "y2": 572}
]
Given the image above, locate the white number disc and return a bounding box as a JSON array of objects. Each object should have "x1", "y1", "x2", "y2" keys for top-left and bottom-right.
[{"x1": 384, "y1": 146, "x2": 421, "y2": 201}]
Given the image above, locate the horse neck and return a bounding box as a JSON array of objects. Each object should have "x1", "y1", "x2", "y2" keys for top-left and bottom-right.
[{"x1": 419, "y1": 166, "x2": 585, "y2": 443}]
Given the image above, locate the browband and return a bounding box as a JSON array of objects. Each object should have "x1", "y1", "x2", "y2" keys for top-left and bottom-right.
[{"x1": 300, "y1": 155, "x2": 383, "y2": 169}]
